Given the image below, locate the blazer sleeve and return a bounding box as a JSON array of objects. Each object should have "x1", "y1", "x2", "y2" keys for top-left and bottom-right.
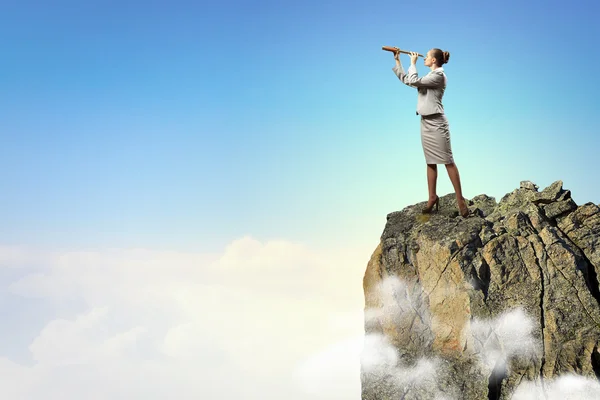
[
  {"x1": 402, "y1": 65, "x2": 444, "y2": 88},
  {"x1": 392, "y1": 63, "x2": 417, "y2": 88}
]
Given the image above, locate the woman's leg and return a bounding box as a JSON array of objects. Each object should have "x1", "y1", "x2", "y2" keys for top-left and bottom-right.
[
  {"x1": 427, "y1": 163, "x2": 438, "y2": 203},
  {"x1": 445, "y1": 162, "x2": 468, "y2": 210}
]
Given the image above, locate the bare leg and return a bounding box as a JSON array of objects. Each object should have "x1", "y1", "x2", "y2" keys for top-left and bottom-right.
[
  {"x1": 445, "y1": 162, "x2": 468, "y2": 212},
  {"x1": 427, "y1": 163, "x2": 438, "y2": 203}
]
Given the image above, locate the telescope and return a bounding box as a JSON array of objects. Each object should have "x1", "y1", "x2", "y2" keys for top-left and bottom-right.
[{"x1": 382, "y1": 46, "x2": 424, "y2": 58}]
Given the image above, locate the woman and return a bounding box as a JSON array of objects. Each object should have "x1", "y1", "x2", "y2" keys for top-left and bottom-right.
[{"x1": 391, "y1": 48, "x2": 469, "y2": 217}]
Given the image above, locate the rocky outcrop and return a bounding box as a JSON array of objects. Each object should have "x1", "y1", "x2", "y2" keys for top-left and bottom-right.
[{"x1": 361, "y1": 180, "x2": 600, "y2": 399}]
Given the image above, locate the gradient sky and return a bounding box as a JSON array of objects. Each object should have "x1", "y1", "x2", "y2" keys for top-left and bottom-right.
[
  {"x1": 1, "y1": 0, "x2": 599, "y2": 398},
  {"x1": 2, "y1": 0, "x2": 599, "y2": 253}
]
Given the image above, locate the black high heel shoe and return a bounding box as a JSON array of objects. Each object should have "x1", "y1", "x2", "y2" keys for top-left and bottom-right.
[{"x1": 422, "y1": 196, "x2": 439, "y2": 214}]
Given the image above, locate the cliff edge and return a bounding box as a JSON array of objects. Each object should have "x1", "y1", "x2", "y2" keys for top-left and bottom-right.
[{"x1": 361, "y1": 180, "x2": 600, "y2": 399}]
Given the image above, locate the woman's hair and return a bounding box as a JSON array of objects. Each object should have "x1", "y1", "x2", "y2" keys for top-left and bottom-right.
[{"x1": 431, "y1": 48, "x2": 450, "y2": 66}]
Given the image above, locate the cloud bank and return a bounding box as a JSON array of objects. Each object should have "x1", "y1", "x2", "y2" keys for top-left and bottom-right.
[{"x1": 0, "y1": 237, "x2": 371, "y2": 399}]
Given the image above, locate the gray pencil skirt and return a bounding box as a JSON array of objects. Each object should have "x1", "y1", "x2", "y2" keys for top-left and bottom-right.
[{"x1": 420, "y1": 113, "x2": 454, "y2": 165}]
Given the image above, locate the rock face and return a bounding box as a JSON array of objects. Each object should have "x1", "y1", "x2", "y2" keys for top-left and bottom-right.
[{"x1": 361, "y1": 180, "x2": 600, "y2": 399}]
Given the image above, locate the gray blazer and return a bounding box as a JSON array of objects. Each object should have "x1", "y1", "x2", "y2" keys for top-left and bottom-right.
[{"x1": 392, "y1": 63, "x2": 446, "y2": 116}]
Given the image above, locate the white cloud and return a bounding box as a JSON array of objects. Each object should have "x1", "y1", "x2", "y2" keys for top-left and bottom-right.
[
  {"x1": 292, "y1": 334, "x2": 363, "y2": 399},
  {"x1": 470, "y1": 306, "x2": 541, "y2": 374},
  {"x1": 218, "y1": 236, "x2": 319, "y2": 270},
  {"x1": 28, "y1": 307, "x2": 148, "y2": 366},
  {"x1": 513, "y1": 374, "x2": 600, "y2": 400},
  {"x1": 0, "y1": 237, "x2": 370, "y2": 399},
  {"x1": 0, "y1": 245, "x2": 43, "y2": 268},
  {"x1": 359, "y1": 332, "x2": 450, "y2": 399}
]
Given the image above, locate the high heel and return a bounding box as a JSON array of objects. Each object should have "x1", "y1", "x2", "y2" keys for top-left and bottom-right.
[
  {"x1": 458, "y1": 197, "x2": 469, "y2": 218},
  {"x1": 422, "y1": 195, "x2": 439, "y2": 214}
]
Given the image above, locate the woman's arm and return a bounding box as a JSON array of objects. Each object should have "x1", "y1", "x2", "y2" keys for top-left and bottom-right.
[
  {"x1": 403, "y1": 65, "x2": 444, "y2": 88},
  {"x1": 391, "y1": 52, "x2": 417, "y2": 88},
  {"x1": 401, "y1": 52, "x2": 444, "y2": 88}
]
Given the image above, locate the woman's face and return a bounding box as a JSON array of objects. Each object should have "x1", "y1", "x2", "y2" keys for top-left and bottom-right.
[{"x1": 424, "y1": 50, "x2": 434, "y2": 67}]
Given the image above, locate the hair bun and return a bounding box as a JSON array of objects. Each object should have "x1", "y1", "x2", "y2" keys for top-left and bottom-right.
[{"x1": 443, "y1": 51, "x2": 450, "y2": 64}]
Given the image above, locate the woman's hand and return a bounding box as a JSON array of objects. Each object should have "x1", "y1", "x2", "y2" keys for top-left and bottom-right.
[
  {"x1": 410, "y1": 52, "x2": 418, "y2": 65},
  {"x1": 393, "y1": 50, "x2": 400, "y2": 62}
]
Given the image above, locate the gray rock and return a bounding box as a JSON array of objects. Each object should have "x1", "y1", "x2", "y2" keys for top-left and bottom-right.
[
  {"x1": 531, "y1": 180, "x2": 565, "y2": 204},
  {"x1": 362, "y1": 181, "x2": 600, "y2": 400},
  {"x1": 520, "y1": 180, "x2": 539, "y2": 191},
  {"x1": 543, "y1": 198, "x2": 578, "y2": 219}
]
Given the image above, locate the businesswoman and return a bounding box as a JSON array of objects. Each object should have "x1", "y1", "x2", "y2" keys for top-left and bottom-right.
[{"x1": 391, "y1": 48, "x2": 469, "y2": 218}]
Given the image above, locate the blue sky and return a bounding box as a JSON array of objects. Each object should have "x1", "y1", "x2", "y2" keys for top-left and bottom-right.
[{"x1": 1, "y1": 0, "x2": 599, "y2": 253}]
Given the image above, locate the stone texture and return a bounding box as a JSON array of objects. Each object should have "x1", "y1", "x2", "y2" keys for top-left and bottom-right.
[
  {"x1": 520, "y1": 180, "x2": 539, "y2": 191},
  {"x1": 361, "y1": 180, "x2": 600, "y2": 400},
  {"x1": 543, "y1": 198, "x2": 577, "y2": 219}
]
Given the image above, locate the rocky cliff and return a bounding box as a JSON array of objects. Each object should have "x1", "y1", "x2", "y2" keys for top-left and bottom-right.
[{"x1": 361, "y1": 180, "x2": 600, "y2": 399}]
